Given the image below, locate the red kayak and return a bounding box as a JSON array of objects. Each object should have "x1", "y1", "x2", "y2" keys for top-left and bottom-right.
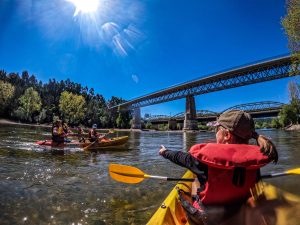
[
  {"x1": 36, "y1": 136, "x2": 129, "y2": 150},
  {"x1": 36, "y1": 140, "x2": 84, "y2": 148}
]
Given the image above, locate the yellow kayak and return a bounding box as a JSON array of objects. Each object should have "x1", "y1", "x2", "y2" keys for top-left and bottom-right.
[
  {"x1": 83, "y1": 136, "x2": 129, "y2": 150},
  {"x1": 37, "y1": 136, "x2": 129, "y2": 150},
  {"x1": 147, "y1": 170, "x2": 300, "y2": 225}
]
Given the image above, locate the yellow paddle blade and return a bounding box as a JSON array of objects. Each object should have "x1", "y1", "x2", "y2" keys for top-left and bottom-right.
[
  {"x1": 109, "y1": 164, "x2": 145, "y2": 184},
  {"x1": 287, "y1": 168, "x2": 300, "y2": 175}
]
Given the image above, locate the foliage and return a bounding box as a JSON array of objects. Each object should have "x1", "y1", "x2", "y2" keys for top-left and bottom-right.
[
  {"x1": 145, "y1": 122, "x2": 153, "y2": 129},
  {"x1": 276, "y1": 81, "x2": 300, "y2": 127},
  {"x1": 158, "y1": 124, "x2": 168, "y2": 131},
  {"x1": 0, "y1": 80, "x2": 15, "y2": 116},
  {"x1": 279, "y1": 104, "x2": 298, "y2": 127},
  {"x1": 198, "y1": 122, "x2": 209, "y2": 130},
  {"x1": 14, "y1": 87, "x2": 42, "y2": 122},
  {"x1": 107, "y1": 96, "x2": 131, "y2": 128},
  {"x1": 282, "y1": 0, "x2": 300, "y2": 62},
  {"x1": 85, "y1": 94, "x2": 108, "y2": 128},
  {"x1": 271, "y1": 118, "x2": 281, "y2": 128},
  {"x1": 59, "y1": 91, "x2": 86, "y2": 125},
  {"x1": 0, "y1": 69, "x2": 132, "y2": 127}
]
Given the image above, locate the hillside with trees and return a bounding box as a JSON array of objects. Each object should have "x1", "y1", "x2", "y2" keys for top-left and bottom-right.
[{"x1": 0, "y1": 70, "x2": 131, "y2": 128}]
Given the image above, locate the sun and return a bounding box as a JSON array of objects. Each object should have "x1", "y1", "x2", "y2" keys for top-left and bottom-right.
[{"x1": 67, "y1": 0, "x2": 100, "y2": 16}]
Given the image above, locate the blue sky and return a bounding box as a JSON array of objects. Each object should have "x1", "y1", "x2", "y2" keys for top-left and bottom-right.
[{"x1": 0, "y1": 0, "x2": 296, "y2": 116}]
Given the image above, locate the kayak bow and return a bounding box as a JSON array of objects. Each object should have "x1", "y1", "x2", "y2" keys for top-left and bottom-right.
[{"x1": 147, "y1": 170, "x2": 300, "y2": 225}]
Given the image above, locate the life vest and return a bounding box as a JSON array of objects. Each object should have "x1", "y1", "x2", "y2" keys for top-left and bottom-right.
[
  {"x1": 189, "y1": 143, "x2": 270, "y2": 205},
  {"x1": 51, "y1": 126, "x2": 64, "y2": 143},
  {"x1": 88, "y1": 129, "x2": 98, "y2": 142},
  {"x1": 88, "y1": 129, "x2": 97, "y2": 138}
]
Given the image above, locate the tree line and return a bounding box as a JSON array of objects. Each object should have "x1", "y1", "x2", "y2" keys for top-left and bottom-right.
[{"x1": 0, "y1": 70, "x2": 132, "y2": 128}]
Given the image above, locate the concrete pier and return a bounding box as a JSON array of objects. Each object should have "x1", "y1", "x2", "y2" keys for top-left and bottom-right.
[
  {"x1": 131, "y1": 108, "x2": 141, "y2": 129},
  {"x1": 183, "y1": 95, "x2": 198, "y2": 130}
]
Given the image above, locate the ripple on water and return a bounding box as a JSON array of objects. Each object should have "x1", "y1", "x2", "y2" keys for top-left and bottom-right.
[{"x1": 1, "y1": 126, "x2": 300, "y2": 224}]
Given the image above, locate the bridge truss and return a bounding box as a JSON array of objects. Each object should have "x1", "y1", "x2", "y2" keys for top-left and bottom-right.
[
  {"x1": 112, "y1": 55, "x2": 299, "y2": 110},
  {"x1": 145, "y1": 101, "x2": 285, "y2": 122}
]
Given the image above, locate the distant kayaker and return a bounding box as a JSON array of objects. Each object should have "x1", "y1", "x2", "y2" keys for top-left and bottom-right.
[
  {"x1": 159, "y1": 110, "x2": 278, "y2": 224},
  {"x1": 77, "y1": 126, "x2": 86, "y2": 143},
  {"x1": 62, "y1": 122, "x2": 73, "y2": 143},
  {"x1": 52, "y1": 120, "x2": 65, "y2": 144},
  {"x1": 88, "y1": 124, "x2": 100, "y2": 142}
]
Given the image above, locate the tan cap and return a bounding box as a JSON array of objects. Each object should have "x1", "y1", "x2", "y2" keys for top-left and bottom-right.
[{"x1": 216, "y1": 110, "x2": 255, "y2": 140}]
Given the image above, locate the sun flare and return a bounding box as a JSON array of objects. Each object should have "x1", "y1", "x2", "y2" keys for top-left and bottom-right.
[{"x1": 67, "y1": 0, "x2": 100, "y2": 16}]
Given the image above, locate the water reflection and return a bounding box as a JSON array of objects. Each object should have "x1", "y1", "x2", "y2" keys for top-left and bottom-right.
[{"x1": 0, "y1": 124, "x2": 299, "y2": 224}]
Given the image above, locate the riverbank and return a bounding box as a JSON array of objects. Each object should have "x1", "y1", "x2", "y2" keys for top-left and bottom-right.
[
  {"x1": 3, "y1": 118, "x2": 299, "y2": 132},
  {"x1": 0, "y1": 119, "x2": 203, "y2": 133},
  {"x1": 0, "y1": 119, "x2": 51, "y2": 128},
  {"x1": 285, "y1": 124, "x2": 300, "y2": 131}
]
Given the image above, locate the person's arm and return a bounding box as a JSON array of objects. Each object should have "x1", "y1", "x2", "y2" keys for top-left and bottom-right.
[{"x1": 159, "y1": 146, "x2": 206, "y2": 175}]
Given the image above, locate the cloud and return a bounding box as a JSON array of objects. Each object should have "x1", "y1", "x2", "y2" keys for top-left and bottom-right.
[{"x1": 132, "y1": 74, "x2": 139, "y2": 83}]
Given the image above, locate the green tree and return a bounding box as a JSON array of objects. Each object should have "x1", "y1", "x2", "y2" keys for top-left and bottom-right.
[
  {"x1": 85, "y1": 94, "x2": 107, "y2": 127},
  {"x1": 271, "y1": 118, "x2": 281, "y2": 128},
  {"x1": 59, "y1": 91, "x2": 86, "y2": 125},
  {"x1": 0, "y1": 81, "x2": 15, "y2": 117},
  {"x1": 282, "y1": 0, "x2": 300, "y2": 62},
  {"x1": 279, "y1": 104, "x2": 298, "y2": 127},
  {"x1": 14, "y1": 87, "x2": 42, "y2": 122},
  {"x1": 107, "y1": 96, "x2": 131, "y2": 128}
]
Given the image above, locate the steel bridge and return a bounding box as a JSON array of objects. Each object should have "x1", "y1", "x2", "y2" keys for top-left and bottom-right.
[
  {"x1": 110, "y1": 55, "x2": 299, "y2": 130},
  {"x1": 145, "y1": 101, "x2": 285, "y2": 125}
]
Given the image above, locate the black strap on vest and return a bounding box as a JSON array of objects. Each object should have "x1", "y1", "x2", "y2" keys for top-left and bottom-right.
[{"x1": 232, "y1": 167, "x2": 246, "y2": 187}]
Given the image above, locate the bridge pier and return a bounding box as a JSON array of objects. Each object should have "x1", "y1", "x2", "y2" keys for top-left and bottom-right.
[
  {"x1": 183, "y1": 95, "x2": 198, "y2": 130},
  {"x1": 131, "y1": 108, "x2": 141, "y2": 129},
  {"x1": 168, "y1": 119, "x2": 177, "y2": 130}
]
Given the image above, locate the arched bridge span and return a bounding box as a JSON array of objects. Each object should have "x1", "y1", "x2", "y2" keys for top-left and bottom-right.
[{"x1": 146, "y1": 101, "x2": 285, "y2": 124}]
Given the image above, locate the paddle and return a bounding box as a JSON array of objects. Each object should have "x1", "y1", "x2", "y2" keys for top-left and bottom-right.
[
  {"x1": 83, "y1": 129, "x2": 114, "y2": 151},
  {"x1": 109, "y1": 164, "x2": 300, "y2": 184},
  {"x1": 261, "y1": 168, "x2": 300, "y2": 178},
  {"x1": 109, "y1": 164, "x2": 195, "y2": 184}
]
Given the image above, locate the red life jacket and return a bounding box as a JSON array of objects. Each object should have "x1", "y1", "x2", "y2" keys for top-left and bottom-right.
[{"x1": 189, "y1": 143, "x2": 270, "y2": 205}]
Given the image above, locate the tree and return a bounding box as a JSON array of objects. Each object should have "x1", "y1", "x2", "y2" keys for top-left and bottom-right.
[
  {"x1": 59, "y1": 91, "x2": 86, "y2": 125},
  {"x1": 288, "y1": 80, "x2": 300, "y2": 123},
  {"x1": 14, "y1": 87, "x2": 42, "y2": 122},
  {"x1": 107, "y1": 96, "x2": 132, "y2": 128},
  {"x1": 288, "y1": 80, "x2": 300, "y2": 101},
  {"x1": 279, "y1": 104, "x2": 298, "y2": 127},
  {"x1": 84, "y1": 94, "x2": 107, "y2": 127},
  {"x1": 271, "y1": 118, "x2": 281, "y2": 128},
  {"x1": 282, "y1": 0, "x2": 300, "y2": 62},
  {"x1": 0, "y1": 81, "x2": 15, "y2": 117}
]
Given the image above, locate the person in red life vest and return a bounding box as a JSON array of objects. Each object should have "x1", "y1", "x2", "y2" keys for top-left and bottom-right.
[
  {"x1": 52, "y1": 119, "x2": 66, "y2": 144},
  {"x1": 159, "y1": 110, "x2": 278, "y2": 225}
]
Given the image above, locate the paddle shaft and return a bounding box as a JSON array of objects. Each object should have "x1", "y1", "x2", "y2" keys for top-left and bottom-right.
[
  {"x1": 261, "y1": 171, "x2": 293, "y2": 179},
  {"x1": 148, "y1": 171, "x2": 295, "y2": 181},
  {"x1": 145, "y1": 174, "x2": 195, "y2": 182},
  {"x1": 109, "y1": 164, "x2": 300, "y2": 184},
  {"x1": 83, "y1": 131, "x2": 111, "y2": 150},
  {"x1": 111, "y1": 170, "x2": 195, "y2": 182}
]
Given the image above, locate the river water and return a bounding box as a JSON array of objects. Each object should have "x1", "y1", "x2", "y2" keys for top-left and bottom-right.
[{"x1": 0, "y1": 124, "x2": 300, "y2": 225}]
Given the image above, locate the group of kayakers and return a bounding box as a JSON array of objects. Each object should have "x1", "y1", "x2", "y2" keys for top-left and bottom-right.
[
  {"x1": 159, "y1": 110, "x2": 278, "y2": 224},
  {"x1": 51, "y1": 120, "x2": 106, "y2": 144},
  {"x1": 52, "y1": 109, "x2": 281, "y2": 224}
]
